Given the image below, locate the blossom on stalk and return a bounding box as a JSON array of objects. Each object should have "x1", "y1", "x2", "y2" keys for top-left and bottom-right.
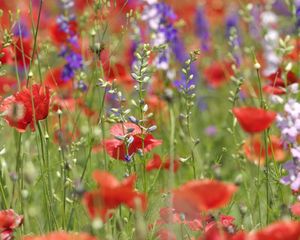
[
  {"x1": 195, "y1": 6, "x2": 211, "y2": 52},
  {"x1": 23, "y1": 231, "x2": 97, "y2": 240},
  {"x1": 277, "y1": 99, "x2": 300, "y2": 192},
  {"x1": 173, "y1": 179, "x2": 237, "y2": 219},
  {"x1": 51, "y1": 0, "x2": 84, "y2": 89},
  {"x1": 226, "y1": 11, "x2": 242, "y2": 67},
  {"x1": 0, "y1": 209, "x2": 23, "y2": 240},
  {"x1": 103, "y1": 122, "x2": 162, "y2": 161},
  {"x1": 233, "y1": 107, "x2": 276, "y2": 133},
  {"x1": 260, "y1": 10, "x2": 281, "y2": 75},
  {"x1": 83, "y1": 170, "x2": 146, "y2": 221},
  {"x1": 141, "y1": 0, "x2": 176, "y2": 70},
  {"x1": 0, "y1": 84, "x2": 50, "y2": 132}
]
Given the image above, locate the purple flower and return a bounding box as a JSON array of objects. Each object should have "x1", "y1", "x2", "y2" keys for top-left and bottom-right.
[
  {"x1": 277, "y1": 99, "x2": 300, "y2": 147},
  {"x1": 195, "y1": 6, "x2": 210, "y2": 52},
  {"x1": 205, "y1": 125, "x2": 217, "y2": 136},
  {"x1": 272, "y1": 0, "x2": 291, "y2": 16},
  {"x1": 226, "y1": 12, "x2": 242, "y2": 66},
  {"x1": 61, "y1": 64, "x2": 74, "y2": 80},
  {"x1": 281, "y1": 160, "x2": 300, "y2": 191},
  {"x1": 197, "y1": 97, "x2": 208, "y2": 112},
  {"x1": 76, "y1": 80, "x2": 88, "y2": 92},
  {"x1": 296, "y1": 0, "x2": 300, "y2": 29},
  {"x1": 55, "y1": 0, "x2": 86, "y2": 87},
  {"x1": 13, "y1": 20, "x2": 30, "y2": 38},
  {"x1": 65, "y1": 52, "x2": 83, "y2": 70},
  {"x1": 141, "y1": 2, "x2": 177, "y2": 70}
]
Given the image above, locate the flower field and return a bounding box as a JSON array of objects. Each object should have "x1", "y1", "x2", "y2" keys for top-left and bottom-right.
[{"x1": 0, "y1": 0, "x2": 300, "y2": 239}]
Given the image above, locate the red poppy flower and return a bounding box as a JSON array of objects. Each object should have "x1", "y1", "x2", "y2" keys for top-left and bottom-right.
[
  {"x1": 145, "y1": 95, "x2": 166, "y2": 112},
  {"x1": 173, "y1": 180, "x2": 237, "y2": 218},
  {"x1": 110, "y1": 122, "x2": 141, "y2": 136},
  {"x1": 250, "y1": 221, "x2": 300, "y2": 240},
  {"x1": 243, "y1": 135, "x2": 286, "y2": 165},
  {"x1": 0, "y1": 84, "x2": 50, "y2": 132},
  {"x1": 44, "y1": 67, "x2": 73, "y2": 90},
  {"x1": 263, "y1": 69, "x2": 298, "y2": 95},
  {"x1": 291, "y1": 202, "x2": 300, "y2": 217},
  {"x1": 262, "y1": 85, "x2": 286, "y2": 95},
  {"x1": 22, "y1": 231, "x2": 97, "y2": 240},
  {"x1": 146, "y1": 154, "x2": 181, "y2": 172},
  {"x1": 15, "y1": 37, "x2": 32, "y2": 68},
  {"x1": 202, "y1": 222, "x2": 232, "y2": 240},
  {"x1": 52, "y1": 97, "x2": 76, "y2": 113},
  {"x1": 233, "y1": 107, "x2": 276, "y2": 133},
  {"x1": 156, "y1": 229, "x2": 177, "y2": 240},
  {"x1": 287, "y1": 40, "x2": 300, "y2": 61},
  {"x1": 204, "y1": 61, "x2": 233, "y2": 88},
  {"x1": 0, "y1": 46, "x2": 13, "y2": 65},
  {"x1": 106, "y1": 63, "x2": 134, "y2": 90},
  {"x1": 103, "y1": 123, "x2": 162, "y2": 161},
  {"x1": 83, "y1": 170, "x2": 147, "y2": 221},
  {"x1": 0, "y1": 76, "x2": 16, "y2": 94},
  {"x1": 0, "y1": 209, "x2": 23, "y2": 240},
  {"x1": 77, "y1": 99, "x2": 95, "y2": 117},
  {"x1": 157, "y1": 207, "x2": 203, "y2": 232}
]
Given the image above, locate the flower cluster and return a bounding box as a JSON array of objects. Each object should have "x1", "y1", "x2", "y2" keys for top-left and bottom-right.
[
  {"x1": 260, "y1": 10, "x2": 281, "y2": 75},
  {"x1": 54, "y1": 0, "x2": 84, "y2": 87},
  {"x1": 277, "y1": 99, "x2": 300, "y2": 192},
  {"x1": 83, "y1": 170, "x2": 146, "y2": 221},
  {"x1": 0, "y1": 209, "x2": 23, "y2": 240},
  {"x1": 195, "y1": 6, "x2": 211, "y2": 52},
  {"x1": 141, "y1": 0, "x2": 177, "y2": 70},
  {"x1": 226, "y1": 11, "x2": 242, "y2": 67}
]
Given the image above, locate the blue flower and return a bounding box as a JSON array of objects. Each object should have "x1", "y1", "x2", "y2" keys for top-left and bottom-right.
[
  {"x1": 195, "y1": 7, "x2": 210, "y2": 52},
  {"x1": 65, "y1": 52, "x2": 83, "y2": 70},
  {"x1": 61, "y1": 64, "x2": 74, "y2": 81},
  {"x1": 13, "y1": 20, "x2": 30, "y2": 38}
]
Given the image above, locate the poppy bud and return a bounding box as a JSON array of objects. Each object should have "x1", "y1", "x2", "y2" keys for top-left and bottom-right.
[{"x1": 254, "y1": 61, "x2": 261, "y2": 69}]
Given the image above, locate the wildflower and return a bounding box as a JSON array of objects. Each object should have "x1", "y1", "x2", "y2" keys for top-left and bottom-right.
[
  {"x1": 0, "y1": 84, "x2": 50, "y2": 132},
  {"x1": 83, "y1": 170, "x2": 146, "y2": 221},
  {"x1": 280, "y1": 160, "x2": 300, "y2": 192},
  {"x1": 263, "y1": 69, "x2": 298, "y2": 95},
  {"x1": 233, "y1": 107, "x2": 276, "y2": 133},
  {"x1": 249, "y1": 221, "x2": 300, "y2": 240},
  {"x1": 103, "y1": 123, "x2": 162, "y2": 161},
  {"x1": 276, "y1": 99, "x2": 300, "y2": 146},
  {"x1": 146, "y1": 154, "x2": 181, "y2": 172},
  {"x1": 173, "y1": 180, "x2": 237, "y2": 218},
  {"x1": 106, "y1": 63, "x2": 134, "y2": 90},
  {"x1": 0, "y1": 76, "x2": 16, "y2": 94},
  {"x1": 14, "y1": 37, "x2": 32, "y2": 68},
  {"x1": 226, "y1": 11, "x2": 242, "y2": 66},
  {"x1": 204, "y1": 125, "x2": 217, "y2": 136},
  {"x1": 290, "y1": 202, "x2": 300, "y2": 216},
  {"x1": 141, "y1": 1, "x2": 176, "y2": 70},
  {"x1": 243, "y1": 135, "x2": 286, "y2": 165},
  {"x1": 204, "y1": 61, "x2": 233, "y2": 88},
  {"x1": 195, "y1": 6, "x2": 211, "y2": 52},
  {"x1": 22, "y1": 231, "x2": 97, "y2": 240},
  {"x1": 0, "y1": 209, "x2": 23, "y2": 240},
  {"x1": 260, "y1": 10, "x2": 281, "y2": 75},
  {"x1": 52, "y1": 0, "x2": 84, "y2": 89},
  {"x1": 44, "y1": 67, "x2": 73, "y2": 90}
]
